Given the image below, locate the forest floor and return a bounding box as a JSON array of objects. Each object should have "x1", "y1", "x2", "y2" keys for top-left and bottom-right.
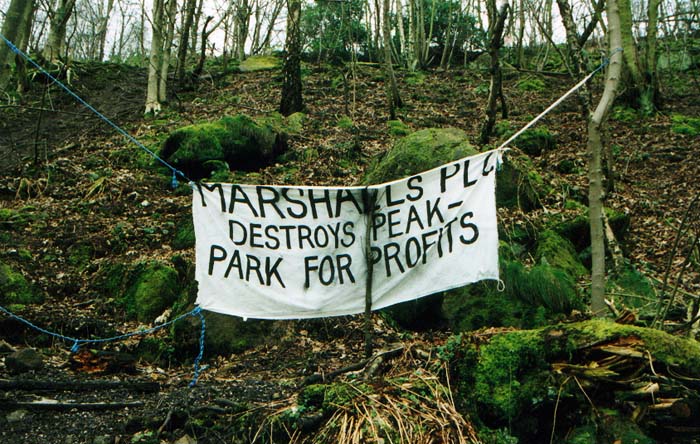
[{"x1": 0, "y1": 57, "x2": 699, "y2": 444}]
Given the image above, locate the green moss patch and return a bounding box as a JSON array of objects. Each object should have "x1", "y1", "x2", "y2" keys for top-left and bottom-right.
[
  {"x1": 363, "y1": 127, "x2": 477, "y2": 184},
  {"x1": 496, "y1": 148, "x2": 547, "y2": 211},
  {"x1": 514, "y1": 126, "x2": 556, "y2": 156},
  {"x1": 387, "y1": 119, "x2": 411, "y2": 136},
  {"x1": 161, "y1": 114, "x2": 287, "y2": 179},
  {"x1": 516, "y1": 77, "x2": 546, "y2": 92},
  {"x1": 535, "y1": 230, "x2": 588, "y2": 279},
  {"x1": 239, "y1": 55, "x2": 281, "y2": 72},
  {"x1": 671, "y1": 114, "x2": 700, "y2": 136},
  {"x1": 0, "y1": 261, "x2": 43, "y2": 305}
]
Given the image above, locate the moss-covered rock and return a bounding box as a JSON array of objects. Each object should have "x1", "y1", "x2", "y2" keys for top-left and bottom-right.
[
  {"x1": 172, "y1": 217, "x2": 195, "y2": 250},
  {"x1": 495, "y1": 148, "x2": 547, "y2": 211},
  {"x1": 514, "y1": 126, "x2": 556, "y2": 157},
  {"x1": 95, "y1": 260, "x2": 180, "y2": 322},
  {"x1": 548, "y1": 202, "x2": 630, "y2": 253},
  {"x1": 383, "y1": 294, "x2": 444, "y2": 330},
  {"x1": 161, "y1": 114, "x2": 287, "y2": 179},
  {"x1": 363, "y1": 127, "x2": 478, "y2": 184},
  {"x1": 516, "y1": 77, "x2": 546, "y2": 92},
  {"x1": 535, "y1": 230, "x2": 588, "y2": 279},
  {"x1": 451, "y1": 320, "x2": 700, "y2": 443},
  {"x1": 607, "y1": 263, "x2": 656, "y2": 312},
  {"x1": 239, "y1": 55, "x2": 281, "y2": 72},
  {"x1": 0, "y1": 261, "x2": 43, "y2": 305},
  {"x1": 443, "y1": 259, "x2": 581, "y2": 333},
  {"x1": 195, "y1": 311, "x2": 276, "y2": 356}
]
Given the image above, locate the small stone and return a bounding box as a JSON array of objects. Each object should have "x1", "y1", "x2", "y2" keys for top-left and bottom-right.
[
  {"x1": 174, "y1": 435, "x2": 197, "y2": 444},
  {"x1": 5, "y1": 348, "x2": 44, "y2": 374}
]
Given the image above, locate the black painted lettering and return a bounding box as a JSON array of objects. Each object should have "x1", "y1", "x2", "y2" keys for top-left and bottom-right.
[
  {"x1": 319, "y1": 256, "x2": 335, "y2": 285},
  {"x1": 336, "y1": 254, "x2": 355, "y2": 284},
  {"x1": 304, "y1": 256, "x2": 319, "y2": 288},
  {"x1": 224, "y1": 249, "x2": 243, "y2": 279},
  {"x1": 426, "y1": 198, "x2": 444, "y2": 226},
  {"x1": 228, "y1": 220, "x2": 247, "y2": 245},
  {"x1": 208, "y1": 245, "x2": 227, "y2": 275},
  {"x1": 308, "y1": 189, "x2": 333, "y2": 219},
  {"x1": 460, "y1": 212, "x2": 479, "y2": 244},
  {"x1": 405, "y1": 205, "x2": 425, "y2": 233},
  {"x1": 229, "y1": 185, "x2": 259, "y2": 216},
  {"x1": 342, "y1": 222, "x2": 356, "y2": 247},
  {"x1": 385, "y1": 184, "x2": 405, "y2": 207},
  {"x1": 387, "y1": 209, "x2": 403, "y2": 238},
  {"x1": 282, "y1": 188, "x2": 308, "y2": 218},
  {"x1": 249, "y1": 223, "x2": 264, "y2": 248},
  {"x1": 257, "y1": 186, "x2": 285, "y2": 218},
  {"x1": 314, "y1": 226, "x2": 329, "y2": 248},
  {"x1": 264, "y1": 225, "x2": 280, "y2": 249},
  {"x1": 463, "y1": 159, "x2": 478, "y2": 187},
  {"x1": 482, "y1": 152, "x2": 495, "y2": 176},
  {"x1": 405, "y1": 237, "x2": 421, "y2": 268},
  {"x1": 335, "y1": 189, "x2": 363, "y2": 217},
  {"x1": 265, "y1": 257, "x2": 285, "y2": 287},
  {"x1": 440, "y1": 163, "x2": 460, "y2": 193},
  {"x1": 246, "y1": 254, "x2": 264, "y2": 284},
  {"x1": 298, "y1": 225, "x2": 314, "y2": 249},
  {"x1": 407, "y1": 176, "x2": 423, "y2": 201},
  {"x1": 383, "y1": 242, "x2": 405, "y2": 277}
]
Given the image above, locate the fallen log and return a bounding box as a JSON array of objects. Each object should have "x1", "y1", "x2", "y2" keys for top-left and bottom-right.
[
  {"x1": 0, "y1": 399, "x2": 145, "y2": 411},
  {"x1": 0, "y1": 378, "x2": 160, "y2": 393}
]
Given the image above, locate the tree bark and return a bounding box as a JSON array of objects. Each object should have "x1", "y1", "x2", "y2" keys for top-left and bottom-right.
[
  {"x1": 0, "y1": 0, "x2": 33, "y2": 92},
  {"x1": 645, "y1": 0, "x2": 661, "y2": 109},
  {"x1": 145, "y1": 0, "x2": 165, "y2": 114},
  {"x1": 617, "y1": 0, "x2": 649, "y2": 112},
  {"x1": 43, "y1": 0, "x2": 77, "y2": 63},
  {"x1": 177, "y1": 0, "x2": 197, "y2": 82},
  {"x1": 96, "y1": 0, "x2": 116, "y2": 61},
  {"x1": 382, "y1": 0, "x2": 402, "y2": 118},
  {"x1": 280, "y1": 0, "x2": 303, "y2": 116},
  {"x1": 158, "y1": 0, "x2": 177, "y2": 103},
  {"x1": 14, "y1": 0, "x2": 37, "y2": 93},
  {"x1": 588, "y1": 0, "x2": 623, "y2": 317},
  {"x1": 479, "y1": 1, "x2": 509, "y2": 145}
]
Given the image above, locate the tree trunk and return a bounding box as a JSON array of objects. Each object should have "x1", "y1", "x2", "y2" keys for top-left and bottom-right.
[
  {"x1": 236, "y1": 0, "x2": 251, "y2": 61},
  {"x1": 177, "y1": 0, "x2": 197, "y2": 82},
  {"x1": 618, "y1": 0, "x2": 649, "y2": 113},
  {"x1": 0, "y1": 0, "x2": 31, "y2": 92},
  {"x1": 96, "y1": 0, "x2": 116, "y2": 61},
  {"x1": 145, "y1": 0, "x2": 165, "y2": 114},
  {"x1": 158, "y1": 0, "x2": 177, "y2": 103},
  {"x1": 396, "y1": 0, "x2": 407, "y2": 67},
  {"x1": 15, "y1": 0, "x2": 37, "y2": 93},
  {"x1": 44, "y1": 0, "x2": 77, "y2": 63},
  {"x1": 516, "y1": 0, "x2": 526, "y2": 67},
  {"x1": 382, "y1": 0, "x2": 402, "y2": 119},
  {"x1": 280, "y1": 0, "x2": 303, "y2": 116},
  {"x1": 645, "y1": 0, "x2": 661, "y2": 109},
  {"x1": 588, "y1": 0, "x2": 623, "y2": 316},
  {"x1": 479, "y1": 1, "x2": 509, "y2": 145}
]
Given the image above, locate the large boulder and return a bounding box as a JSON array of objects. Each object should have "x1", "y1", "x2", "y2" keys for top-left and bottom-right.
[{"x1": 161, "y1": 114, "x2": 288, "y2": 179}]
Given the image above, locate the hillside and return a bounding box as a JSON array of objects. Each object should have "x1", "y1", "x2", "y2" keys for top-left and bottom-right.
[{"x1": 0, "y1": 56, "x2": 699, "y2": 443}]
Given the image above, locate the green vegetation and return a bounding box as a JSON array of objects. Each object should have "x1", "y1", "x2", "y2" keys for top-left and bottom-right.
[
  {"x1": 238, "y1": 55, "x2": 280, "y2": 72},
  {"x1": 363, "y1": 127, "x2": 477, "y2": 184},
  {"x1": 161, "y1": 114, "x2": 283, "y2": 179},
  {"x1": 516, "y1": 77, "x2": 546, "y2": 92},
  {"x1": 387, "y1": 119, "x2": 411, "y2": 136},
  {"x1": 336, "y1": 115, "x2": 354, "y2": 129},
  {"x1": 611, "y1": 106, "x2": 639, "y2": 123},
  {"x1": 535, "y1": 230, "x2": 588, "y2": 278},
  {"x1": 514, "y1": 126, "x2": 556, "y2": 156},
  {"x1": 0, "y1": 261, "x2": 42, "y2": 305},
  {"x1": 671, "y1": 114, "x2": 700, "y2": 136}
]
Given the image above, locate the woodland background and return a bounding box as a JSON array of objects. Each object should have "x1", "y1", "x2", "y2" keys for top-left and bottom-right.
[{"x1": 0, "y1": 0, "x2": 699, "y2": 443}]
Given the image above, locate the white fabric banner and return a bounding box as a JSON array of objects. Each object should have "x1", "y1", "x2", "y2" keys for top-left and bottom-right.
[{"x1": 193, "y1": 149, "x2": 501, "y2": 319}]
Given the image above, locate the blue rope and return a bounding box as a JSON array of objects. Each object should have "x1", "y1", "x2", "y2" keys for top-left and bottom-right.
[
  {"x1": 0, "y1": 304, "x2": 206, "y2": 386},
  {"x1": 0, "y1": 32, "x2": 190, "y2": 188}
]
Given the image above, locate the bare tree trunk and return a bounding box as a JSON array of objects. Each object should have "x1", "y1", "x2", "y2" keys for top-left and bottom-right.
[
  {"x1": 177, "y1": 0, "x2": 197, "y2": 82},
  {"x1": 191, "y1": 0, "x2": 204, "y2": 53},
  {"x1": 158, "y1": 0, "x2": 177, "y2": 103},
  {"x1": 479, "y1": 1, "x2": 509, "y2": 145},
  {"x1": 439, "y1": 0, "x2": 454, "y2": 70},
  {"x1": 96, "y1": 0, "x2": 116, "y2": 61},
  {"x1": 145, "y1": 0, "x2": 165, "y2": 114},
  {"x1": 645, "y1": 0, "x2": 661, "y2": 109},
  {"x1": 192, "y1": 15, "x2": 214, "y2": 79},
  {"x1": 0, "y1": 0, "x2": 31, "y2": 92},
  {"x1": 392, "y1": 0, "x2": 405, "y2": 68},
  {"x1": 382, "y1": 0, "x2": 402, "y2": 118},
  {"x1": 44, "y1": 0, "x2": 77, "y2": 62},
  {"x1": 618, "y1": 0, "x2": 650, "y2": 112},
  {"x1": 15, "y1": 0, "x2": 37, "y2": 93},
  {"x1": 235, "y1": 0, "x2": 252, "y2": 60},
  {"x1": 588, "y1": 0, "x2": 623, "y2": 317},
  {"x1": 280, "y1": 0, "x2": 303, "y2": 115},
  {"x1": 516, "y1": 0, "x2": 526, "y2": 67}
]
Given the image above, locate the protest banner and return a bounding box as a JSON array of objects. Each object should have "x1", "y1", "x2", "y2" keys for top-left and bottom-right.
[{"x1": 193, "y1": 149, "x2": 501, "y2": 319}]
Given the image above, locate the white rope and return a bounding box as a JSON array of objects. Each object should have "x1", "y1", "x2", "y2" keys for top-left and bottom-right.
[{"x1": 495, "y1": 68, "x2": 600, "y2": 151}]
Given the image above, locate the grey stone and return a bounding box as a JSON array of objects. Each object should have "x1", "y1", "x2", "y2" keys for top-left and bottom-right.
[{"x1": 5, "y1": 348, "x2": 44, "y2": 374}]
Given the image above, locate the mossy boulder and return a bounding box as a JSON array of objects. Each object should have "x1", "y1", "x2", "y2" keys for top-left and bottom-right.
[
  {"x1": 607, "y1": 263, "x2": 655, "y2": 311},
  {"x1": 172, "y1": 217, "x2": 195, "y2": 250},
  {"x1": 550, "y1": 204, "x2": 631, "y2": 253},
  {"x1": 161, "y1": 114, "x2": 287, "y2": 180},
  {"x1": 450, "y1": 320, "x2": 700, "y2": 442},
  {"x1": 534, "y1": 230, "x2": 588, "y2": 279},
  {"x1": 363, "y1": 127, "x2": 478, "y2": 184},
  {"x1": 0, "y1": 261, "x2": 43, "y2": 305},
  {"x1": 443, "y1": 258, "x2": 582, "y2": 333},
  {"x1": 515, "y1": 127, "x2": 556, "y2": 157},
  {"x1": 95, "y1": 261, "x2": 180, "y2": 322},
  {"x1": 495, "y1": 148, "x2": 547, "y2": 211}
]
